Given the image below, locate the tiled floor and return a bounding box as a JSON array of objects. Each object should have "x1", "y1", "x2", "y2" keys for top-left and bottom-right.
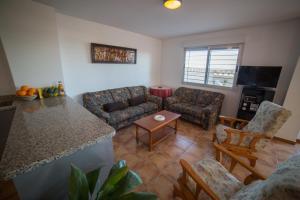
[{"x1": 113, "y1": 119, "x2": 300, "y2": 200}]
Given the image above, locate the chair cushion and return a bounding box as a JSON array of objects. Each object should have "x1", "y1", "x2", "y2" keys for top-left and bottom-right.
[
  {"x1": 108, "y1": 106, "x2": 144, "y2": 124},
  {"x1": 187, "y1": 158, "x2": 243, "y2": 200},
  {"x1": 242, "y1": 101, "x2": 291, "y2": 138},
  {"x1": 137, "y1": 102, "x2": 158, "y2": 113},
  {"x1": 103, "y1": 101, "x2": 128, "y2": 112},
  {"x1": 230, "y1": 153, "x2": 300, "y2": 200},
  {"x1": 128, "y1": 95, "x2": 146, "y2": 106},
  {"x1": 215, "y1": 124, "x2": 268, "y2": 150}
]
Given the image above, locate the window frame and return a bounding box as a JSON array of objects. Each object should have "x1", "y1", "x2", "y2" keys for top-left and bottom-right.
[{"x1": 182, "y1": 43, "x2": 243, "y2": 90}]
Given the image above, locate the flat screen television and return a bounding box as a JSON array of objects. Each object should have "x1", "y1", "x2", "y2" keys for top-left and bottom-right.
[{"x1": 237, "y1": 66, "x2": 282, "y2": 88}]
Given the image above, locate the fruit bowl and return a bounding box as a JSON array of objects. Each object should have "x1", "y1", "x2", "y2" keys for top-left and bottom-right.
[
  {"x1": 16, "y1": 95, "x2": 38, "y2": 101},
  {"x1": 154, "y1": 115, "x2": 166, "y2": 121}
]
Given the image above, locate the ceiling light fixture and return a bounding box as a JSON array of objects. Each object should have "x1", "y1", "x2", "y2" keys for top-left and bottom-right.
[{"x1": 163, "y1": 0, "x2": 182, "y2": 10}]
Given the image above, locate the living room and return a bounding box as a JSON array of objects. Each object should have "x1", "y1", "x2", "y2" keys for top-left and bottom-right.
[{"x1": 0, "y1": 0, "x2": 300, "y2": 199}]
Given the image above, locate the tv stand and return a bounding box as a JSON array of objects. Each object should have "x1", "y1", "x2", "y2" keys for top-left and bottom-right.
[{"x1": 237, "y1": 86, "x2": 275, "y2": 120}]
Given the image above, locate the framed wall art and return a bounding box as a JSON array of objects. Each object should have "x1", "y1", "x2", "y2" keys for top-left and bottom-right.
[{"x1": 91, "y1": 43, "x2": 137, "y2": 64}]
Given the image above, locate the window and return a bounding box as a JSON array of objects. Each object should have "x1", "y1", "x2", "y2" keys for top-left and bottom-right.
[{"x1": 183, "y1": 44, "x2": 242, "y2": 88}]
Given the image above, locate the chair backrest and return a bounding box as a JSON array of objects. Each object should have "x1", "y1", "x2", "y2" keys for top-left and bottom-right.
[
  {"x1": 242, "y1": 101, "x2": 291, "y2": 138},
  {"x1": 230, "y1": 153, "x2": 300, "y2": 200}
]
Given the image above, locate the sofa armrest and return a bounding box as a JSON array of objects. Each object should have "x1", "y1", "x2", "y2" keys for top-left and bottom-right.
[
  {"x1": 146, "y1": 94, "x2": 162, "y2": 110},
  {"x1": 165, "y1": 96, "x2": 180, "y2": 109},
  {"x1": 84, "y1": 105, "x2": 110, "y2": 122},
  {"x1": 202, "y1": 104, "x2": 220, "y2": 130}
]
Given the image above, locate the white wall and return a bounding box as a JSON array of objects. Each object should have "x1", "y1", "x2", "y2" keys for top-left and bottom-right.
[
  {"x1": 0, "y1": 0, "x2": 64, "y2": 88},
  {"x1": 56, "y1": 14, "x2": 162, "y2": 103},
  {"x1": 276, "y1": 57, "x2": 300, "y2": 142},
  {"x1": 161, "y1": 20, "x2": 300, "y2": 116},
  {"x1": 0, "y1": 38, "x2": 15, "y2": 95}
]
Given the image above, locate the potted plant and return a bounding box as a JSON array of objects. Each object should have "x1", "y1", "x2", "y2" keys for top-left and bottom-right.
[{"x1": 69, "y1": 160, "x2": 157, "y2": 200}]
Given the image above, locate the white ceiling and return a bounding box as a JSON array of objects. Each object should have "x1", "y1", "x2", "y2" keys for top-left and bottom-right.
[{"x1": 35, "y1": 0, "x2": 300, "y2": 39}]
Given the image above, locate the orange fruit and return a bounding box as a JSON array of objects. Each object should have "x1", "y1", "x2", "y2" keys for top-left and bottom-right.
[
  {"x1": 20, "y1": 85, "x2": 30, "y2": 91},
  {"x1": 27, "y1": 88, "x2": 37, "y2": 96},
  {"x1": 16, "y1": 90, "x2": 27, "y2": 96},
  {"x1": 27, "y1": 90, "x2": 35, "y2": 96}
]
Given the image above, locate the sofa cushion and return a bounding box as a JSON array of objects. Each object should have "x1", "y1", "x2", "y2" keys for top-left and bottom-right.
[
  {"x1": 103, "y1": 101, "x2": 128, "y2": 113},
  {"x1": 128, "y1": 95, "x2": 146, "y2": 106},
  {"x1": 169, "y1": 103, "x2": 204, "y2": 117},
  {"x1": 108, "y1": 106, "x2": 144, "y2": 124},
  {"x1": 137, "y1": 102, "x2": 158, "y2": 113},
  {"x1": 127, "y1": 86, "x2": 146, "y2": 98},
  {"x1": 174, "y1": 87, "x2": 198, "y2": 103},
  {"x1": 83, "y1": 90, "x2": 114, "y2": 107},
  {"x1": 187, "y1": 158, "x2": 243, "y2": 200},
  {"x1": 110, "y1": 87, "x2": 131, "y2": 106}
]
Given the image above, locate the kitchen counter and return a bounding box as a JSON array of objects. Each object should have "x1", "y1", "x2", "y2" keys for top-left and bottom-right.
[{"x1": 0, "y1": 96, "x2": 115, "y2": 180}]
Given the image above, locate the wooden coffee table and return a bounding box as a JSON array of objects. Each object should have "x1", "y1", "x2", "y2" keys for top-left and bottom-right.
[{"x1": 134, "y1": 110, "x2": 181, "y2": 151}]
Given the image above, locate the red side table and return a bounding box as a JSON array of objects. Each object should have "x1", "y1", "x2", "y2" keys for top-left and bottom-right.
[{"x1": 149, "y1": 86, "x2": 172, "y2": 109}]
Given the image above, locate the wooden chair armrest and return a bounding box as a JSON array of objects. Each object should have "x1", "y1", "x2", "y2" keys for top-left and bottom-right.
[
  {"x1": 179, "y1": 159, "x2": 220, "y2": 200},
  {"x1": 224, "y1": 128, "x2": 266, "y2": 151},
  {"x1": 214, "y1": 143, "x2": 267, "y2": 183},
  {"x1": 219, "y1": 116, "x2": 249, "y2": 129}
]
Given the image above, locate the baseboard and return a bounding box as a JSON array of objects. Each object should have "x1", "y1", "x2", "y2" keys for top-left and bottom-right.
[{"x1": 273, "y1": 136, "x2": 296, "y2": 145}]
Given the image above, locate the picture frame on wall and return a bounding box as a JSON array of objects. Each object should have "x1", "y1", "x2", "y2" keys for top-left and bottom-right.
[{"x1": 91, "y1": 43, "x2": 137, "y2": 64}]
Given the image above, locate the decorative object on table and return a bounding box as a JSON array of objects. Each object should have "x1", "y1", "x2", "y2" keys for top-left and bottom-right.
[
  {"x1": 149, "y1": 86, "x2": 172, "y2": 109},
  {"x1": 58, "y1": 81, "x2": 65, "y2": 96},
  {"x1": 68, "y1": 160, "x2": 157, "y2": 200},
  {"x1": 91, "y1": 43, "x2": 137, "y2": 64},
  {"x1": 42, "y1": 86, "x2": 59, "y2": 98},
  {"x1": 154, "y1": 114, "x2": 165, "y2": 121},
  {"x1": 16, "y1": 85, "x2": 38, "y2": 101}
]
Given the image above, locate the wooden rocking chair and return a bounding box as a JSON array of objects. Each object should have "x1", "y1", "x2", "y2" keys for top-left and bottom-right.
[
  {"x1": 174, "y1": 143, "x2": 300, "y2": 200},
  {"x1": 212, "y1": 101, "x2": 291, "y2": 170}
]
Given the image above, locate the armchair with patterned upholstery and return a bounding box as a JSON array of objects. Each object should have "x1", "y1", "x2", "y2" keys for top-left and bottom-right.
[
  {"x1": 174, "y1": 143, "x2": 300, "y2": 200},
  {"x1": 213, "y1": 101, "x2": 291, "y2": 169}
]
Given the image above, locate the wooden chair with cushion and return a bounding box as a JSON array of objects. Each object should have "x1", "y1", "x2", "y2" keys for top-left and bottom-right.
[
  {"x1": 212, "y1": 100, "x2": 291, "y2": 169},
  {"x1": 174, "y1": 143, "x2": 300, "y2": 200}
]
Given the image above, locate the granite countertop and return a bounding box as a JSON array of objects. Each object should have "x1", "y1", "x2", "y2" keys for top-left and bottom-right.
[{"x1": 0, "y1": 96, "x2": 115, "y2": 180}]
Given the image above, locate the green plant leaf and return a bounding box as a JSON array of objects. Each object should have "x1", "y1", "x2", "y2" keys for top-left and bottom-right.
[
  {"x1": 100, "y1": 165, "x2": 129, "y2": 197},
  {"x1": 109, "y1": 160, "x2": 127, "y2": 176},
  {"x1": 68, "y1": 164, "x2": 89, "y2": 200},
  {"x1": 109, "y1": 170, "x2": 143, "y2": 199},
  {"x1": 118, "y1": 192, "x2": 158, "y2": 200},
  {"x1": 86, "y1": 167, "x2": 101, "y2": 195}
]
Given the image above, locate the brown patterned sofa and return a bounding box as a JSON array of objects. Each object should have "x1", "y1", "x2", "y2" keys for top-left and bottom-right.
[
  {"x1": 83, "y1": 86, "x2": 162, "y2": 130},
  {"x1": 165, "y1": 87, "x2": 224, "y2": 130}
]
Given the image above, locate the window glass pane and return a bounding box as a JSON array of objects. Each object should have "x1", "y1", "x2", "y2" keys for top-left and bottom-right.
[
  {"x1": 184, "y1": 49, "x2": 208, "y2": 84},
  {"x1": 207, "y1": 48, "x2": 239, "y2": 87}
]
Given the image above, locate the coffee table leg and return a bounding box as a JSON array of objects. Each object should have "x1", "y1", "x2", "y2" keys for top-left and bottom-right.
[
  {"x1": 135, "y1": 126, "x2": 139, "y2": 144},
  {"x1": 175, "y1": 119, "x2": 178, "y2": 134},
  {"x1": 149, "y1": 131, "x2": 152, "y2": 151}
]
